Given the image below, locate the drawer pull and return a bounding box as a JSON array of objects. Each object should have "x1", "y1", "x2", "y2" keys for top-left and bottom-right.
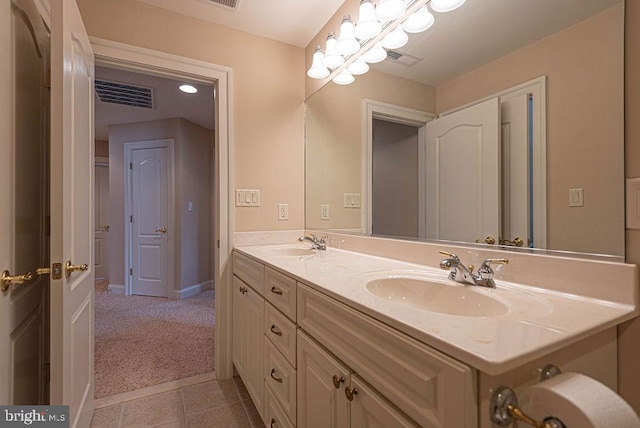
[
  {"x1": 239, "y1": 286, "x2": 248, "y2": 294},
  {"x1": 270, "y1": 324, "x2": 283, "y2": 336},
  {"x1": 270, "y1": 418, "x2": 277, "y2": 428},
  {"x1": 332, "y1": 375, "x2": 345, "y2": 389},
  {"x1": 270, "y1": 368, "x2": 283, "y2": 383},
  {"x1": 270, "y1": 286, "x2": 283, "y2": 295},
  {"x1": 345, "y1": 386, "x2": 358, "y2": 401}
]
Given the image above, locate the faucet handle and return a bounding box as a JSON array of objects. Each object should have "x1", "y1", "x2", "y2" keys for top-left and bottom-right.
[
  {"x1": 438, "y1": 251, "x2": 460, "y2": 261},
  {"x1": 482, "y1": 258, "x2": 509, "y2": 267},
  {"x1": 479, "y1": 258, "x2": 509, "y2": 278}
]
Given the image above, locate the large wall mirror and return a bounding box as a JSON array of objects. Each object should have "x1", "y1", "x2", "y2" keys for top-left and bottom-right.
[{"x1": 305, "y1": 0, "x2": 625, "y2": 257}]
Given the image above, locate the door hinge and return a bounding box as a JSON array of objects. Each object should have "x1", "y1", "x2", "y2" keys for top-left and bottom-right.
[
  {"x1": 45, "y1": 70, "x2": 51, "y2": 89},
  {"x1": 129, "y1": 162, "x2": 133, "y2": 170},
  {"x1": 129, "y1": 268, "x2": 133, "y2": 276},
  {"x1": 217, "y1": 239, "x2": 220, "y2": 249},
  {"x1": 130, "y1": 215, "x2": 133, "y2": 223}
]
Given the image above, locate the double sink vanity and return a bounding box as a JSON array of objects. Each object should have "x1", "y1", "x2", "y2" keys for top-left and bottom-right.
[{"x1": 231, "y1": 232, "x2": 638, "y2": 427}]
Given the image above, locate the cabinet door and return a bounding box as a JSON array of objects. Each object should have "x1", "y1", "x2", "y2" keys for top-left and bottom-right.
[
  {"x1": 297, "y1": 331, "x2": 349, "y2": 428},
  {"x1": 232, "y1": 276, "x2": 265, "y2": 417},
  {"x1": 349, "y1": 375, "x2": 419, "y2": 428}
]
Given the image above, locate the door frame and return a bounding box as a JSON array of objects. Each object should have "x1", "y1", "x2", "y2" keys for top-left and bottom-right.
[
  {"x1": 440, "y1": 76, "x2": 547, "y2": 248},
  {"x1": 94, "y1": 156, "x2": 109, "y2": 280},
  {"x1": 363, "y1": 99, "x2": 435, "y2": 237},
  {"x1": 124, "y1": 139, "x2": 175, "y2": 297},
  {"x1": 90, "y1": 37, "x2": 235, "y2": 378}
]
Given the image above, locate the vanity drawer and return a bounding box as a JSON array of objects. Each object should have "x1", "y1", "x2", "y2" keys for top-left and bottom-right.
[
  {"x1": 265, "y1": 383, "x2": 295, "y2": 428},
  {"x1": 297, "y1": 284, "x2": 477, "y2": 428},
  {"x1": 265, "y1": 267, "x2": 297, "y2": 321},
  {"x1": 265, "y1": 337, "x2": 297, "y2": 424},
  {"x1": 233, "y1": 251, "x2": 264, "y2": 295},
  {"x1": 265, "y1": 302, "x2": 297, "y2": 368}
]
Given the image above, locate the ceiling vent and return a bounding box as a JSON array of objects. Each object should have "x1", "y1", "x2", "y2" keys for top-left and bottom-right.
[
  {"x1": 95, "y1": 80, "x2": 154, "y2": 109},
  {"x1": 386, "y1": 50, "x2": 423, "y2": 67},
  {"x1": 201, "y1": 0, "x2": 240, "y2": 11}
]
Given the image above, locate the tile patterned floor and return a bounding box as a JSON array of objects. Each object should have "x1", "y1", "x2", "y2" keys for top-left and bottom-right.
[{"x1": 91, "y1": 375, "x2": 262, "y2": 428}]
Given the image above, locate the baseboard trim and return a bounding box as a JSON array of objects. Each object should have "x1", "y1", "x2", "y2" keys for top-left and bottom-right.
[
  {"x1": 170, "y1": 280, "x2": 213, "y2": 299},
  {"x1": 108, "y1": 284, "x2": 125, "y2": 295}
]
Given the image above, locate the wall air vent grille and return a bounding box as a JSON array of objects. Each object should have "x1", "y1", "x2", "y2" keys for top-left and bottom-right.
[
  {"x1": 386, "y1": 50, "x2": 423, "y2": 67},
  {"x1": 95, "y1": 80, "x2": 154, "y2": 109},
  {"x1": 203, "y1": 0, "x2": 240, "y2": 10}
]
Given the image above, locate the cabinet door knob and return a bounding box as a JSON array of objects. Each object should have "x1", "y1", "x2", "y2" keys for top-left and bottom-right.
[
  {"x1": 239, "y1": 286, "x2": 248, "y2": 294},
  {"x1": 345, "y1": 386, "x2": 358, "y2": 401},
  {"x1": 270, "y1": 286, "x2": 283, "y2": 295},
  {"x1": 270, "y1": 324, "x2": 283, "y2": 336},
  {"x1": 270, "y1": 418, "x2": 277, "y2": 428},
  {"x1": 270, "y1": 369, "x2": 283, "y2": 383},
  {"x1": 332, "y1": 375, "x2": 345, "y2": 389}
]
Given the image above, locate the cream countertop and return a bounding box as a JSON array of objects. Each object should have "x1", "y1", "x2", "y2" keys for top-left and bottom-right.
[{"x1": 234, "y1": 242, "x2": 638, "y2": 375}]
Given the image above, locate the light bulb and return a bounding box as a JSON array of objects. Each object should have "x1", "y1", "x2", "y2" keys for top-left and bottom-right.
[
  {"x1": 179, "y1": 84, "x2": 198, "y2": 94},
  {"x1": 381, "y1": 25, "x2": 408, "y2": 50},
  {"x1": 430, "y1": 0, "x2": 466, "y2": 13},
  {"x1": 355, "y1": 0, "x2": 382, "y2": 40},
  {"x1": 307, "y1": 47, "x2": 330, "y2": 79},
  {"x1": 333, "y1": 70, "x2": 355, "y2": 85},
  {"x1": 336, "y1": 16, "x2": 361, "y2": 56},
  {"x1": 402, "y1": 5, "x2": 435, "y2": 33},
  {"x1": 322, "y1": 32, "x2": 345, "y2": 69},
  {"x1": 347, "y1": 57, "x2": 370, "y2": 75},
  {"x1": 362, "y1": 42, "x2": 387, "y2": 64},
  {"x1": 375, "y1": 0, "x2": 405, "y2": 22}
]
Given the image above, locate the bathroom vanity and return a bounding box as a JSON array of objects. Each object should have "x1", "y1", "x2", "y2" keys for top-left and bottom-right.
[{"x1": 231, "y1": 233, "x2": 638, "y2": 427}]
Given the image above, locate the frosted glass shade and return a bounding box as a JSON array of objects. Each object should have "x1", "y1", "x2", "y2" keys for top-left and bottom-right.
[
  {"x1": 355, "y1": 0, "x2": 382, "y2": 40},
  {"x1": 381, "y1": 25, "x2": 408, "y2": 49},
  {"x1": 336, "y1": 16, "x2": 361, "y2": 56},
  {"x1": 347, "y1": 57, "x2": 370, "y2": 75},
  {"x1": 333, "y1": 70, "x2": 355, "y2": 85},
  {"x1": 322, "y1": 33, "x2": 345, "y2": 69},
  {"x1": 402, "y1": 5, "x2": 435, "y2": 33},
  {"x1": 307, "y1": 47, "x2": 330, "y2": 79},
  {"x1": 375, "y1": 0, "x2": 405, "y2": 22},
  {"x1": 362, "y1": 42, "x2": 387, "y2": 63},
  {"x1": 430, "y1": 0, "x2": 467, "y2": 13}
]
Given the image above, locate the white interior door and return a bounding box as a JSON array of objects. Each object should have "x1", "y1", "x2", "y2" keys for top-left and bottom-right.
[
  {"x1": 501, "y1": 94, "x2": 529, "y2": 246},
  {"x1": 129, "y1": 143, "x2": 170, "y2": 298},
  {"x1": 0, "y1": 0, "x2": 50, "y2": 405},
  {"x1": 95, "y1": 162, "x2": 109, "y2": 279},
  {"x1": 426, "y1": 98, "x2": 500, "y2": 243},
  {"x1": 49, "y1": 0, "x2": 95, "y2": 426}
]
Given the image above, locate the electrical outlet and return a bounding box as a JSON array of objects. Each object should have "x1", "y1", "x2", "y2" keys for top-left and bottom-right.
[
  {"x1": 321, "y1": 204, "x2": 330, "y2": 220},
  {"x1": 278, "y1": 204, "x2": 288, "y2": 221}
]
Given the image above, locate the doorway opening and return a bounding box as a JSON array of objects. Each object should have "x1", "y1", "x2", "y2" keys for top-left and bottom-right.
[{"x1": 92, "y1": 62, "x2": 217, "y2": 399}]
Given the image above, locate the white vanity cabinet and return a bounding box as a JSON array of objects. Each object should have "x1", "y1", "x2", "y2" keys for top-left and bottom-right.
[{"x1": 232, "y1": 252, "x2": 266, "y2": 419}]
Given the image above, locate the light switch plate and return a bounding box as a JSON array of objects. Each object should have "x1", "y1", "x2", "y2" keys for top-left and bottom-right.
[
  {"x1": 321, "y1": 204, "x2": 330, "y2": 220},
  {"x1": 568, "y1": 188, "x2": 584, "y2": 207},
  {"x1": 235, "y1": 189, "x2": 260, "y2": 207},
  {"x1": 344, "y1": 193, "x2": 361, "y2": 208}
]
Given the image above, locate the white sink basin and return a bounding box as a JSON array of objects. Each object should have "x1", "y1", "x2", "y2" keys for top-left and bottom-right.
[
  {"x1": 365, "y1": 276, "x2": 510, "y2": 317},
  {"x1": 254, "y1": 244, "x2": 317, "y2": 258}
]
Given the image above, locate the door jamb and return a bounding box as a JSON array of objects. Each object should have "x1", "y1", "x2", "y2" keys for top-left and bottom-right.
[
  {"x1": 124, "y1": 139, "x2": 175, "y2": 297},
  {"x1": 90, "y1": 38, "x2": 235, "y2": 379}
]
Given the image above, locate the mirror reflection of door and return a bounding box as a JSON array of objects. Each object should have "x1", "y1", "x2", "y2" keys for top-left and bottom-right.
[
  {"x1": 372, "y1": 120, "x2": 422, "y2": 238},
  {"x1": 95, "y1": 159, "x2": 109, "y2": 279},
  {"x1": 0, "y1": 0, "x2": 51, "y2": 405}
]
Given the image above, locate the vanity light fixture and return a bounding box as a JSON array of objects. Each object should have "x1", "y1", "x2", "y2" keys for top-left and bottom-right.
[
  {"x1": 430, "y1": 0, "x2": 466, "y2": 13},
  {"x1": 336, "y1": 16, "x2": 361, "y2": 56},
  {"x1": 307, "y1": 46, "x2": 331, "y2": 79},
  {"x1": 179, "y1": 84, "x2": 198, "y2": 94},
  {"x1": 322, "y1": 32, "x2": 345, "y2": 69},
  {"x1": 307, "y1": 0, "x2": 468, "y2": 85}
]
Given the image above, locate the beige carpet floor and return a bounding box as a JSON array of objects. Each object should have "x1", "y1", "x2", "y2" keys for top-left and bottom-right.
[{"x1": 94, "y1": 280, "x2": 215, "y2": 399}]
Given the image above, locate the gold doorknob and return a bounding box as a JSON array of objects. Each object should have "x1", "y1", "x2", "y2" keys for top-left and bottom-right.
[
  {"x1": 475, "y1": 236, "x2": 496, "y2": 245},
  {"x1": 155, "y1": 227, "x2": 167, "y2": 233},
  {"x1": 500, "y1": 237, "x2": 525, "y2": 247},
  {"x1": 99, "y1": 224, "x2": 110, "y2": 232},
  {"x1": 1, "y1": 270, "x2": 33, "y2": 292},
  {"x1": 65, "y1": 261, "x2": 88, "y2": 279}
]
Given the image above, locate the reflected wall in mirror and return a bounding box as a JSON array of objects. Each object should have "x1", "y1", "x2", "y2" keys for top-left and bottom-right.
[{"x1": 305, "y1": 0, "x2": 624, "y2": 257}]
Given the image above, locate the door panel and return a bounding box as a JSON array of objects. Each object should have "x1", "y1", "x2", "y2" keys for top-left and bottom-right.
[
  {"x1": 426, "y1": 98, "x2": 500, "y2": 243},
  {"x1": 50, "y1": 0, "x2": 95, "y2": 426},
  {"x1": 1, "y1": 0, "x2": 50, "y2": 406},
  {"x1": 94, "y1": 164, "x2": 109, "y2": 279},
  {"x1": 131, "y1": 146, "x2": 169, "y2": 297}
]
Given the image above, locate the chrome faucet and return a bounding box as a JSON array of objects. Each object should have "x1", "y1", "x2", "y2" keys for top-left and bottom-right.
[
  {"x1": 438, "y1": 251, "x2": 508, "y2": 288},
  {"x1": 298, "y1": 234, "x2": 327, "y2": 250}
]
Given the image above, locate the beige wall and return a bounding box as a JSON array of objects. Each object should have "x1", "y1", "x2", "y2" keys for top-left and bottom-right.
[
  {"x1": 620, "y1": 0, "x2": 640, "y2": 413},
  {"x1": 77, "y1": 0, "x2": 305, "y2": 232},
  {"x1": 107, "y1": 118, "x2": 212, "y2": 295},
  {"x1": 436, "y1": 4, "x2": 624, "y2": 255},
  {"x1": 95, "y1": 139, "x2": 108, "y2": 157},
  {"x1": 305, "y1": 70, "x2": 436, "y2": 230}
]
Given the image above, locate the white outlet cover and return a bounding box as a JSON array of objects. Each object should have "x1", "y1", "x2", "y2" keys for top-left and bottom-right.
[{"x1": 278, "y1": 204, "x2": 288, "y2": 221}]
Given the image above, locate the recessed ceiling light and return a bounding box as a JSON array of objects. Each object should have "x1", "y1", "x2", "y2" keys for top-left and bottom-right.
[{"x1": 179, "y1": 84, "x2": 198, "y2": 94}]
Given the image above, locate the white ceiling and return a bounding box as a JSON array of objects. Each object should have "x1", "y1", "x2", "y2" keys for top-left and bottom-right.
[{"x1": 136, "y1": 0, "x2": 346, "y2": 48}]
